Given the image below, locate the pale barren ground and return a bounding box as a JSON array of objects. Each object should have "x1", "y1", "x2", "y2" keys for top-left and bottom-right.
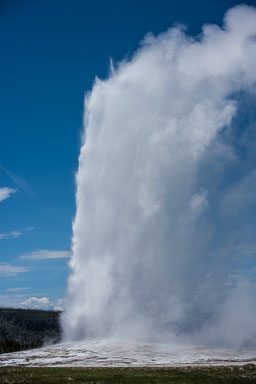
[{"x1": 1, "y1": 340, "x2": 256, "y2": 367}]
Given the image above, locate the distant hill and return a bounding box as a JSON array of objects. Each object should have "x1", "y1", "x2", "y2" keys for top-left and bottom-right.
[{"x1": 0, "y1": 307, "x2": 61, "y2": 354}]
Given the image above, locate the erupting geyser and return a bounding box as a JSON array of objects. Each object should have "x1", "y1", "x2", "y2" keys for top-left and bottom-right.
[{"x1": 62, "y1": 5, "x2": 256, "y2": 347}]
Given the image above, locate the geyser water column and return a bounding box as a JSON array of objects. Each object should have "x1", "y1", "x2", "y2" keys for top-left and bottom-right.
[{"x1": 63, "y1": 5, "x2": 256, "y2": 346}]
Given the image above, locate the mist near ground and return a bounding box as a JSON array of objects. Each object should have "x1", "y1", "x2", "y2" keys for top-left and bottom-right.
[{"x1": 62, "y1": 5, "x2": 256, "y2": 347}]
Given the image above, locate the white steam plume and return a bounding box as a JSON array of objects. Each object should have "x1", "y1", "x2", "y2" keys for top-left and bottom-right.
[{"x1": 62, "y1": 5, "x2": 256, "y2": 347}]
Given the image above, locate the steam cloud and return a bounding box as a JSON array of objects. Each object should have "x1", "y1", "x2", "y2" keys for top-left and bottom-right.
[{"x1": 63, "y1": 5, "x2": 256, "y2": 347}]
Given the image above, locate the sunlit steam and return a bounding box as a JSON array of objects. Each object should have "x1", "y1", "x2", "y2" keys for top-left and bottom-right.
[{"x1": 62, "y1": 5, "x2": 256, "y2": 347}]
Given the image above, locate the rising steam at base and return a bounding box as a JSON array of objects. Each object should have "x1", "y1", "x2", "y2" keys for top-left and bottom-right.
[{"x1": 62, "y1": 5, "x2": 256, "y2": 347}]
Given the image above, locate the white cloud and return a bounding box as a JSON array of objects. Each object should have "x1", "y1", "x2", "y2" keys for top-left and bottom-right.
[
  {"x1": 0, "y1": 264, "x2": 30, "y2": 277},
  {"x1": 20, "y1": 249, "x2": 71, "y2": 260},
  {"x1": 20, "y1": 296, "x2": 64, "y2": 311},
  {"x1": 53, "y1": 298, "x2": 65, "y2": 311},
  {"x1": 0, "y1": 293, "x2": 64, "y2": 310},
  {"x1": 0, "y1": 227, "x2": 34, "y2": 240},
  {"x1": 21, "y1": 297, "x2": 51, "y2": 309},
  {"x1": 0, "y1": 187, "x2": 16, "y2": 202}
]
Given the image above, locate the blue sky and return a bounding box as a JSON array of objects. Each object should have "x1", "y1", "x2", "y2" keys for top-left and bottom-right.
[{"x1": 0, "y1": 0, "x2": 255, "y2": 310}]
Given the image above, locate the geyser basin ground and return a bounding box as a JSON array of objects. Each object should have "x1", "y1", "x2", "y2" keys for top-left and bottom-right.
[{"x1": 0, "y1": 340, "x2": 256, "y2": 367}]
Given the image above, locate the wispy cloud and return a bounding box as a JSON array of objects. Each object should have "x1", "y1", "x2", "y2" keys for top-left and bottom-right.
[
  {"x1": 0, "y1": 226, "x2": 34, "y2": 240},
  {"x1": 20, "y1": 249, "x2": 71, "y2": 260},
  {"x1": 0, "y1": 187, "x2": 16, "y2": 202},
  {"x1": 0, "y1": 230, "x2": 22, "y2": 239},
  {"x1": 0, "y1": 165, "x2": 36, "y2": 197},
  {"x1": 0, "y1": 264, "x2": 30, "y2": 277},
  {"x1": 5, "y1": 287, "x2": 28, "y2": 292}
]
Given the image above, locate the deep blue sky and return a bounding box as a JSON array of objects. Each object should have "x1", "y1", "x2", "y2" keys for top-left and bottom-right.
[{"x1": 1, "y1": 0, "x2": 255, "y2": 309}]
